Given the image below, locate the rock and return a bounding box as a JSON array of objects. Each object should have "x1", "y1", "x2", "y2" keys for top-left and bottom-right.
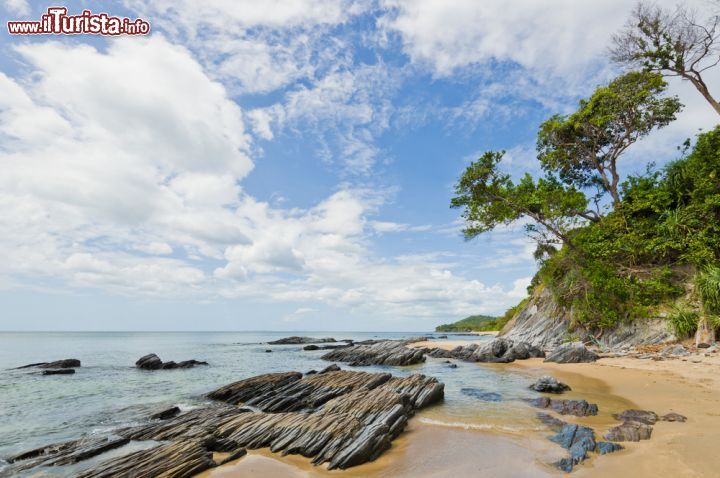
[
  {"x1": 612, "y1": 409, "x2": 658, "y2": 425},
  {"x1": 15, "y1": 359, "x2": 81, "y2": 369},
  {"x1": 661, "y1": 344, "x2": 690, "y2": 356},
  {"x1": 426, "y1": 338, "x2": 544, "y2": 364},
  {"x1": 536, "y1": 412, "x2": 566, "y2": 430},
  {"x1": 447, "y1": 363, "x2": 458, "y2": 368},
  {"x1": 321, "y1": 340, "x2": 427, "y2": 366},
  {"x1": 9, "y1": 370, "x2": 444, "y2": 475},
  {"x1": 267, "y1": 336, "x2": 337, "y2": 345},
  {"x1": 660, "y1": 412, "x2": 687, "y2": 422},
  {"x1": 303, "y1": 343, "x2": 352, "y2": 351},
  {"x1": 41, "y1": 369, "x2": 75, "y2": 375},
  {"x1": 150, "y1": 406, "x2": 181, "y2": 420},
  {"x1": 460, "y1": 388, "x2": 502, "y2": 402},
  {"x1": 304, "y1": 345, "x2": 320, "y2": 351},
  {"x1": 265, "y1": 349, "x2": 272, "y2": 353},
  {"x1": 529, "y1": 375, "x2": 571, "y2": 394},
  {"x1": 320, "y1": 364, "x2": 341, "y2": 374},
  {"x1": 135, "y1": 354, "x2": 163, "y2": 370},
  {"x1": 604, "y1": 421, "x2": 653, "y2": 442},
  {"x1": 437, "y1": 335, "x2": 448, "y2": 339},
  {"x1": 595, "y1": 441, "x2": 623, "y2": 455},
  {"x1": 549, "y1": 423, "x2": 596, "y2": 472},
  {"x1": 526, "y1": 397, "x2": 598, "y2": 416},
  {"x1": 544, "y1": 342, "x2": 599, "y2": 363},
  {"x1": 136, "y1": 354, "x2": 208, "y2": 370},
  {"x1": 305, "y1": 370, "x2": 317, "y2": 375},
  {"x1": 217, "y1": 447, "x2": 247, "y2": 465}
]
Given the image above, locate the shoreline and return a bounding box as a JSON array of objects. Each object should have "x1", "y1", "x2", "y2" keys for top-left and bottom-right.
[{"x1": 201, "y1": 338, "x2": 720, "y2": 477}]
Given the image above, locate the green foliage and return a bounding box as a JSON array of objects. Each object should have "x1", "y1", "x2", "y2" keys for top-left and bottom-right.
[
  {"x1": 495, "y1": 297, "x2": 530, "y2": 331},
  {"x1": 436, "y1": 314, "x2": 498, "y2": 332},
  {"x1": 697, "y1": 266, "x2": 720, "y2": 316},
  {"x1": 451, "y1": 150, "x2": 592, "y2": 247},
  {"x1": 667, "y1": 302, "x2": 700, "y2": 339},
  {"x1": 538, "y1": 71, "x2": 682, "y2": 205}
]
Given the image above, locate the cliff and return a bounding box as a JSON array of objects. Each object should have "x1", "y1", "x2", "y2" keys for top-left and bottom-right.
[{"x1": 499, "y1": 286, "x2": 676, "y2": 350}]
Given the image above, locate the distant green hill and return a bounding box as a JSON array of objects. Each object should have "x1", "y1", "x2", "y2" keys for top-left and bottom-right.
[{"x1": 435, "y1": 315, "x2": 499, "y2": 332}]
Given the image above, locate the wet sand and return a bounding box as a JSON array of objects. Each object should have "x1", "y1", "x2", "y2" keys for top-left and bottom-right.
[{"x1": 199, "y1": 339, "x2": 720, "y2": 477}]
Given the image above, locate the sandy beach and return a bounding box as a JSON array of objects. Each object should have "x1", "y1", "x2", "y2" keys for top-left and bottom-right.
[{"x1": 200, "y1": 338, "x2": 720, "y2": 478}]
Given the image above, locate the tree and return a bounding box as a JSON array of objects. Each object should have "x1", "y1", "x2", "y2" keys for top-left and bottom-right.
[
  {"x1": 611, "y1": 2, "x2": 720, "y2": 115},
  {"x1": 451, "y1": 151, "x2": 594, "y2": 252},
  {"x1": 537, "y1": 71, "x2": 682, "y2": 208}
]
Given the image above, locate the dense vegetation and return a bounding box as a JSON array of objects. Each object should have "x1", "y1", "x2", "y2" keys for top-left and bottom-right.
[{"x1": 435, "y1": 314, "x2": 498, "y2": 332}]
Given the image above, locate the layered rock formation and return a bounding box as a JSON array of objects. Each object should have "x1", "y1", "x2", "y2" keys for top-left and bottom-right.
[
  {"x1": 6, "y1": 369, "x2": 444, "y2": 476},
  {"x1": 321, "y1": 340, "x2": 428, "y2": 366},
  {"x1": 426, "y1": 338, "x2": 545, "y2": 363},
  {"x1": 267, "y1": 336, "x2": 338, "y2": 345},
  {"x1": 135, "y1": 353, "x2": 208, "y2": 370}
]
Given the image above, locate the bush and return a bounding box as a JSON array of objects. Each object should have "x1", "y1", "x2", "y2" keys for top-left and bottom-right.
[{"x1": 667, "y1": 303, "x2": 700, "y2": 339}]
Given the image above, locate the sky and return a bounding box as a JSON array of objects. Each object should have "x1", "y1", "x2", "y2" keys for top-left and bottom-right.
[{"x1": 0, "y1": 0, "x2": 718, "y2": 331}]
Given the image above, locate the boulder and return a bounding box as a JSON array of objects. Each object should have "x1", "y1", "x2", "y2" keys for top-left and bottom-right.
[
  {"x1": 661, "y1": 344, "x2": 690, "y2": 356},
  {"x1": 304, "y1": 344, "x2": 320, "y2": 351},
  {"x1": 319, "y1": 364, "x2": 341, "y2": 374},
  {"x1": 528, "y1": 375, "x2": 571, "y2": 394},
  {"x1": 426, "y1": 338, "x2": 544, "y2": 364},
  {"x1": 595, "y1": 442, "x2": 623, "y2": 455},
  {"x1": 544, "y1": 342, "x2": 599, "y2": 363},
  {"x1": 549, "y1": 423, "x2": 596, "y2": 472},
  {"x1": 150, "y1": 406, "x2": 181, "y2": 420},
  {"x1": 136, "y1": 354, "x2": 208, "y2": 370},
  {"x1": 660, "y1": 412, "x2": 687, "y2": 422},
  {"x1": 604, "y1": 421, "x2": 653, "y2": 442},
  {"x1": 526, "y1": 397, "x2": 598, "y2": 416},
  {"x1": 612, "y1": 409, "x2": 658, "y2": 425}
]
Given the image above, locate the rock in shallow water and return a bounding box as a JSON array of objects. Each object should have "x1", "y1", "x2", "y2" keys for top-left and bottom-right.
[
  {"x1": 460, "y1": 388, "x2": 502, "y2": 402},
  {"x1": 268, "y1": 336, "x2": 336, "y2": 345},
  {"x1": 604, "y1": 421, "x2": 653, "y2": 442},
  {"x1": 544, "y1": 342, "x2": 599, "y2": 363},
  {"x1": 135, "y1": 354, "x2": 208, "y2": 370},
  {"x1": 526, "y1": 397, "x2": 598, "y2": 416},
  {"x1": 41, "y1": 369, "x2": 75, "y2": 375},
  {"x1": 7, "y1": 370, "x2": 444, "y2": 475},
  {"x1": 15, "y1": 358, "x2": 81, "y2": 369},
  {"x1": 321, "y1": 340, "x2": 427, "y2": 366},
  {"x1": 529, "y1": 375, "x2": 571, "y2": 393},
  {"x1": 427, "y1": 338, "x2": 545, "y2": 364}
]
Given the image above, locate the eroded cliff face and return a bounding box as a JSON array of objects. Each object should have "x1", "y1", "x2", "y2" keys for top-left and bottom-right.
[{"x1": 499, "y1": 286, "x2": 676, "y2": 350}]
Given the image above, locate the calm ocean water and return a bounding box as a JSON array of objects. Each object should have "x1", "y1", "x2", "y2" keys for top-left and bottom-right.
[{"x1": 0, "y1": 331, "x2": 545, "y2": 477}]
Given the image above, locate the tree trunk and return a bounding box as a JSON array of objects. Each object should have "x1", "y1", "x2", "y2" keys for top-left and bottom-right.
[
  {"x1": 686, "y1": 74, "x2": 720, "y2": 116},
  {"x1": 695, "y1": 317, "x2": 715, "y2": 348}
]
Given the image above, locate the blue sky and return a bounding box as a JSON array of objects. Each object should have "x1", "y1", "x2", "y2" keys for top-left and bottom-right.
[{"x1": 0, "y1": 0, "x2": 717, "y2": 331}]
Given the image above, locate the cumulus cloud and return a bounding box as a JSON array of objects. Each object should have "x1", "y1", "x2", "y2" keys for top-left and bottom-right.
[{"x1": 0, "y1": 34, "x2": 526, "y2": 320}]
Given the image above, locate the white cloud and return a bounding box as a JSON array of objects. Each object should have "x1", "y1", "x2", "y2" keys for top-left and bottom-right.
[
  {"x1": 3, "y1": 0, "x2": 29, "y2": 16},
  {"x1": 0, "y1": 37, "x2": 524, "y2": 319}
]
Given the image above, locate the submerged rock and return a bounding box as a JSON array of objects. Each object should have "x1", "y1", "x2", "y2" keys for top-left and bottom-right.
[
  {"x1": 135, "y1": 354, "x2": 208, "y2": 370},
  {"x1": 550, "y1": 423, "x2": 596, "y2": 472},
  {"x1": 526, "y1": 397, "x2": 598, "y2": 416},
  {"x1": 41, "y1": 369, "x2": 76, "y2": 376},
  {"x1": 268, "y1": 336, "x2": 336, "y2": 345},
  {"x1": 460, "y1": 388, "x2": 502, "y2": 402},
  {"x1": 529, "y1": 375, "x2": 571, "y2": 394},
  {"x1": 544, "y1": 343, "x2": 599, "y2": 363},
  {"x1": 8, "y1": 370, "x2": 444, "y2": 475}
]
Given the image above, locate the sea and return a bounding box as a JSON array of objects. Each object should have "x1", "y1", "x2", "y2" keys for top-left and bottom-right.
[{"x1": 0, "y1": 331, "x2": 569, "y2": 477}]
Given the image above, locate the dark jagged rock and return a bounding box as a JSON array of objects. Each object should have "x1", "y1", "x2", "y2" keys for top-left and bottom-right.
[
  {"x1": 460, "y1": 388, "x2": 502, "y2": 402},
  {"x1": 268, "y1": 336, "x2": 337, "y2": 345},
  {"x1": 8, "y1": 370, "x2": 444, "y2": 475},
  {"x1": 526, "y1": 397, "x2": 598, "y2": 416},
  {"x1": 7, "y1": 435, "x2": 130, "y2": 470},
  {"x1": 447, "y1": 363, "x2": 458, "y2": 368},
  {"x1": 76, "y1": 439, "x2": 219, "y2": 478},
  {"x1": 320, "y1": 364, "x2": 341, "y2": 374},
  {"x1": 42, "y1": 369, "x2": 75, "y2": 375},
  {"x1": 550, "y1": 423, "x2": 596, "y2": 472},
  {"x1": 265, "y1": 349, "x2": 272, "y2": 353},
  {"x1": 595, "y1": 441, "x2": 624, "y2": 455},
  {"x1": 437, "y1": 335, "x2": 448, "y2": 339},
  {"x1": 304, "y1": 343, "x2": 352, "y2": 351},
  {"x1": 604, "y1": 421, "x2": 653, "y2": 441},
  {"x1": 321, "y1": 340, "x2": 427, "y2": 366},
  {"x1": 15, "y1": 358, "x2": 81, "y2": 369},
  {"x1": 536, "y1": 412, "x2": 566, "y2": 431},
  {"x1": 544, "y1": 342, "x2": 599, "y2": 363},
  {"x1": 612, "y1": 409, "x2": 658, "y2": 425},
  {"x1": 529, "y1": 375, "x2": 571, "y2": 393},
  {"x1": 661, "y1": 412, "x2": 687, "y2": 422},
  {"x1": 304, "y1": 344, "x2": 320, "y2": 350},
  {"x1": 135, "y1": 354, "x2": 208, "y2": 370},
  {"x1": 426, "y1": 338, "x2": 544, "y2": 364},
  {"x1": 150, "y1": 406, "x2": 181, "y2": 420}
]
